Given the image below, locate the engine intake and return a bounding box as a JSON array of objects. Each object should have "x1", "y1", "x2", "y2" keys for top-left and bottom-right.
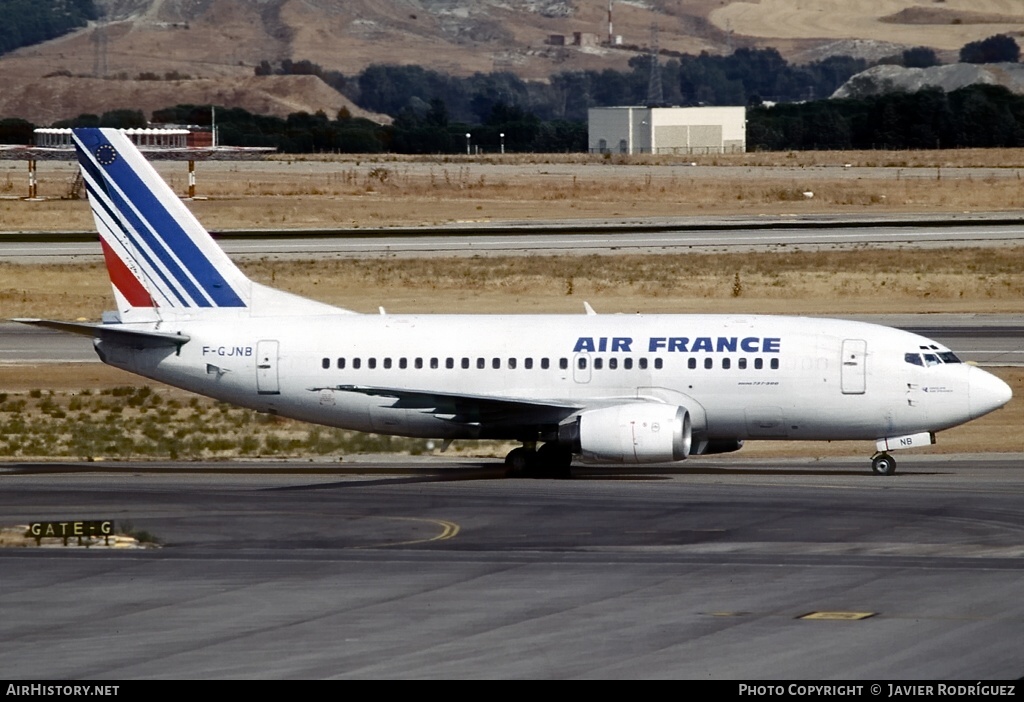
[{"x1": 576, "y1": 404, "x2": 691, "y2": 464}]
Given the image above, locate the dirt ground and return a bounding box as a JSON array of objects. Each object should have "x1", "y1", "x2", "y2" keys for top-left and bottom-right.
[{"x1": 8, "y1": 149, "x2": 1024, "y2": 232}]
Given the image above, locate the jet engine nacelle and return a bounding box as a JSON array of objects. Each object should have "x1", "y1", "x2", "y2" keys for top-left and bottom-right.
[{"x1": 577, "y1": 404, "x2": 691, "y2": 464}]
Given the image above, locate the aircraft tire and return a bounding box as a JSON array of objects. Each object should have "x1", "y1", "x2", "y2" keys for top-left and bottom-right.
[
  {"x1": 536, "y1": 443, "x2": 573, "y2": 479},
  {"x1": 871, "y1": 453, "x2": 897, "y2": 476},
  {"x1": 505, "y1": 446, "x2": 536, "y2": 477}
]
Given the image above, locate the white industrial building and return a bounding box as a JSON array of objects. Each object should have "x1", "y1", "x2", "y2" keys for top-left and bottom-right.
[{"x1": 588, "y1": 106, "x2": 746, "y2": 155}]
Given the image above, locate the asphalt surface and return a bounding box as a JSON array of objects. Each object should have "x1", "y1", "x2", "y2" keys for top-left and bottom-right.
[
  {"x1": 1, "y1": 213, "x2": 1021, "y2": 679},
  {"x1": 1, "y1": 456, "x2": 1023, "y2": 679},
  {"x1": 3, "y1": 216, "x2": 1024, "y2": 261}
]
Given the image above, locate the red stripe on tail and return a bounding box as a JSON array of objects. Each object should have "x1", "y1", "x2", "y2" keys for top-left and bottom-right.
[{"x1": 99, "y1": 238, "x2": 156, "y2": 307}]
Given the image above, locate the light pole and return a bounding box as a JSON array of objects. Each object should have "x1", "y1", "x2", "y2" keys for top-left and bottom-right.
[
  {"x1": 465, "y1": 133, "x2": 471, "y2": 155},
  {"x1": 500, "y1": 132, "x2": 505, "y2": 154}
]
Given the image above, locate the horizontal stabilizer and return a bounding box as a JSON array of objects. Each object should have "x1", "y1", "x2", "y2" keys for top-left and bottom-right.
[{"x1": 13, "y1": 318, "x2": 190, "y2": 349}]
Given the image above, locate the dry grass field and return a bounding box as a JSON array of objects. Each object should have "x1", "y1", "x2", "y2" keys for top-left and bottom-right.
[
  {"x1": 7, "y1": 148, "x2": 1024, "y2": 232},
  {"x1": 1, "y1": 151, "x2": 1021, "y2": 461}
]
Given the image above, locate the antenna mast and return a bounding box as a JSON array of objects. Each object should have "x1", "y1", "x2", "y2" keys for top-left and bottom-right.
[{"x1": 647, "y1": 24, "x2": 663, "y2": 106}]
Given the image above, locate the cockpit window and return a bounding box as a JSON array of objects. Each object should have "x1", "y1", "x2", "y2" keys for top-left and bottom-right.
[{"x1": 909, "y1": 350, "x2": 961, "y2": 366}]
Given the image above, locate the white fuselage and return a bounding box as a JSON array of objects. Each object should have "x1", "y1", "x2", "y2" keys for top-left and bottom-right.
[{"x1": 94, "y1": 313, "x2": 1006, "y2": 446}]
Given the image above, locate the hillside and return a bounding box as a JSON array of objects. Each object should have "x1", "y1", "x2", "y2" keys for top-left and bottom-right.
[{"x1": 2, "y1": 0, "x2": 1024, "y2": 125}]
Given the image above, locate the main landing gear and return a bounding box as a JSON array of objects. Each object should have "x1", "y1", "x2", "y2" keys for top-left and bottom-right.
[
  {"x1": 871, "y1": 452, "x2": 897, "y2": 476},
  {"x1": 505, "y1": 442, "x2": 574, "y2": 479}
]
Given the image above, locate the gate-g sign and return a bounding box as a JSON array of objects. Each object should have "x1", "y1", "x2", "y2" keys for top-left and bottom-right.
[{"x1": 28, "y1": 520, "x2": 114, "y2": 546}]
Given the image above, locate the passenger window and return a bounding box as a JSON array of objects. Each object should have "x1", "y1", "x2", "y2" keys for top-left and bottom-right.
[
  {"x1": 754, "y1": 358, "x2": 763, "y2": 370},
  {"x1": 337, "y1": 358, "x2": 346, "y2": 370},
  {"x1": 322, "y1": 358, "x2": 329, "y2": 369},
  {"x1": 594, "y1": 358, "x2": 602, "y2": 370},
  {"x1": 430, "y1": 358, "x2": 439, "y2": 369},
  {"x1": 578, "y1": 357, "x2": 587, "y2": 370},
  {"x1": 639, "y1": 358, "x2": 648, "y2": 370},
  {"x1": 399, "y1": 358, "x2": 407, "y2": 369},
  {"x1": 508, "y1": 358, "x2": 517, "y2": 369},
  {"x1": 687, "y1": 358, "x2": 696, "y2": 370},
  {"x1": 525, "y1": 358, "x2": 533, "y2": 369},
  {"x1": 704, "y1": 358, "x2": 712, "y2": 369},
  {"x1": 905, "y1": 353, "x2": 923, "y2": 367},
  {"x1": 559, "y1": 358, "x2": 567, "y2": 370},
  {"x1": 654, "y1": 358, "x2": 663, "y2": 370},
  {"x1": 722, "y1": 358, "x2": 731, "y2": 370},
  {"x1": 383, "y1": 358, "x2": 392, "y2": 369},
  {"x1": 477, "y1": 358, "x2": 485, "y2": 369},
  {"x1": 414, "y1": 358, "x2": 423, "y2": 369},
  {"x1": 542, "y1": 358, "x2": 551, "y2": 370},
  {"x1": 770, "y1": 358, "x2": 779, "y2": 370},
  {"x1": 492, "y1": 358, "x2": 500, "y2": 369},
  {"x1": 368, "y1": 358, "x2": 377, "y2": 369},
  {"x1": 353, "y1": 358, "x2": 361, "y2": 369},
  {"x1": 462, "y1": 358, "x2": 470, "y2": 369},
  {"x1": 609, "y1": 358, "x2": 617, "y2": 370},
  {"x1": 624, "y1": 358, "x2": 633, "y2": 370},
  {"x1": 445, "y1": 358, "x2": 453, "y2": 369},
  {"x1": 738, "y1": 358, "x2": 747, "y2": 370}
]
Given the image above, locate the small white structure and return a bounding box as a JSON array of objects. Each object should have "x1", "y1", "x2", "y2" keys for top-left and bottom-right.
[
  {"x1": 34, "y1": 127, "x2": 190, "y2": 149},
  {"x1": 588, "y1": 106, "x2": 746, "y2": 155}
]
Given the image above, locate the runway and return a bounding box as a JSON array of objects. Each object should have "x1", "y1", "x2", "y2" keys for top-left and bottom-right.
[
  {"x1": 3, "y1": 215, "x2": 1024, "y2": 262},
  {"x1": 1, "y1": 456, "x2": 1022, "y2": 679},
  {"x1": 2, "y1": 213, "x2": 1021, "y2": 679}
]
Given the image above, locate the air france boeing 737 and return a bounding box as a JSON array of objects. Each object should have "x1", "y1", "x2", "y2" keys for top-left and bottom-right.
[{"x1": 16, "y1": 128, "x2": 1013, "y2": 477}]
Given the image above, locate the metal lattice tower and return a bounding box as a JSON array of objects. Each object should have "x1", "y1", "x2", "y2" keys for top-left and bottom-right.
[
  {"x1": 92, "y1": 21, "x2": 108, "y2": 78},
  {"x1": 647, "y1": 24, "x2": 663, "y2": 106}
]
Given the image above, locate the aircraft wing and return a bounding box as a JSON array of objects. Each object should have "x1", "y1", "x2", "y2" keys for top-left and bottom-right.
[
  {"x1": 320, "y1": 384, "x2": 585, "y2": 425},
  {"x1": 13, "y1": 319, "x2": 190, "y2": 349}
]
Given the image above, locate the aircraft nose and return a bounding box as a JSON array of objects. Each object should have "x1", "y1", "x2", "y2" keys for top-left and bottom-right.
[{"x1": 968, "y1": 366, "x2": 1013, "y2": 419}]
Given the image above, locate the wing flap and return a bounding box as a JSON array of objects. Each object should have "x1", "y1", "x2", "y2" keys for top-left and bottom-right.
[{"x1": 315, "y1": 384, "x2": 583, "y2": 425}]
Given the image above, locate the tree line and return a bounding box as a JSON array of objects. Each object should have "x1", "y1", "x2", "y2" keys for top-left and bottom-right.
[
  {"x1": 12, "y1": 83, "x2": 1024, "y2": 153},
  {"x1": 750, "y1": 85, "x2": 1024, "y2": 150},
  {"x1": 0, "y1": 0, "x2": 98, "y2": 56}
]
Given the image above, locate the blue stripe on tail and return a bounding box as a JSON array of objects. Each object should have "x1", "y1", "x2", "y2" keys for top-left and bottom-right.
[
  {"x1": 73, "y1": 129, "x2": 246, "y2": 308},
  {"x1": 81, "y1": 178, "x2": 191, "y2": 307}
]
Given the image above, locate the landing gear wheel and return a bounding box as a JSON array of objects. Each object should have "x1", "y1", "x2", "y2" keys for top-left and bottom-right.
[
  {"x1": 536, "y1": 443, "x2": 574, "y2": 479},
  {"x1": 871, "y1": 452, "x2": 896, "y2": 476},
  {"x1": 504, "y1": 446, "x2": 536, "y2": 477}
]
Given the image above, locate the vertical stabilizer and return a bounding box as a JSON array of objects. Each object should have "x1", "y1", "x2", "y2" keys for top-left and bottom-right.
[{"x1": 72, "y1": 128, "x2": 252, "y2": 321}]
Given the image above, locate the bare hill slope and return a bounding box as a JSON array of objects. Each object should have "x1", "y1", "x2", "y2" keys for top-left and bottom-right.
[{"x1": 3, "y1": 0, "x2": 1024, "y2": 125}]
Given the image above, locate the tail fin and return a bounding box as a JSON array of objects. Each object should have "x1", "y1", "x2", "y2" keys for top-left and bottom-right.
[
  {"x1": 73, "y1": 128, "x2": 349, "y2": 320},
  {"x1": 73, "y1": 128, "x2": 253, "y2": 321}
]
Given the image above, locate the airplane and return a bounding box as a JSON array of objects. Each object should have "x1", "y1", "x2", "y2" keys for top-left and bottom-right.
[{"x1": 14, "y1": 127, "x2": 1013, "y2": 478}]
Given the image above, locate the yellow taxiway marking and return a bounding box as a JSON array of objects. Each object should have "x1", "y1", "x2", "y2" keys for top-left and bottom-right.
[{"x1": 359, "y1": 517, "x2": 460, "y2": 549}]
